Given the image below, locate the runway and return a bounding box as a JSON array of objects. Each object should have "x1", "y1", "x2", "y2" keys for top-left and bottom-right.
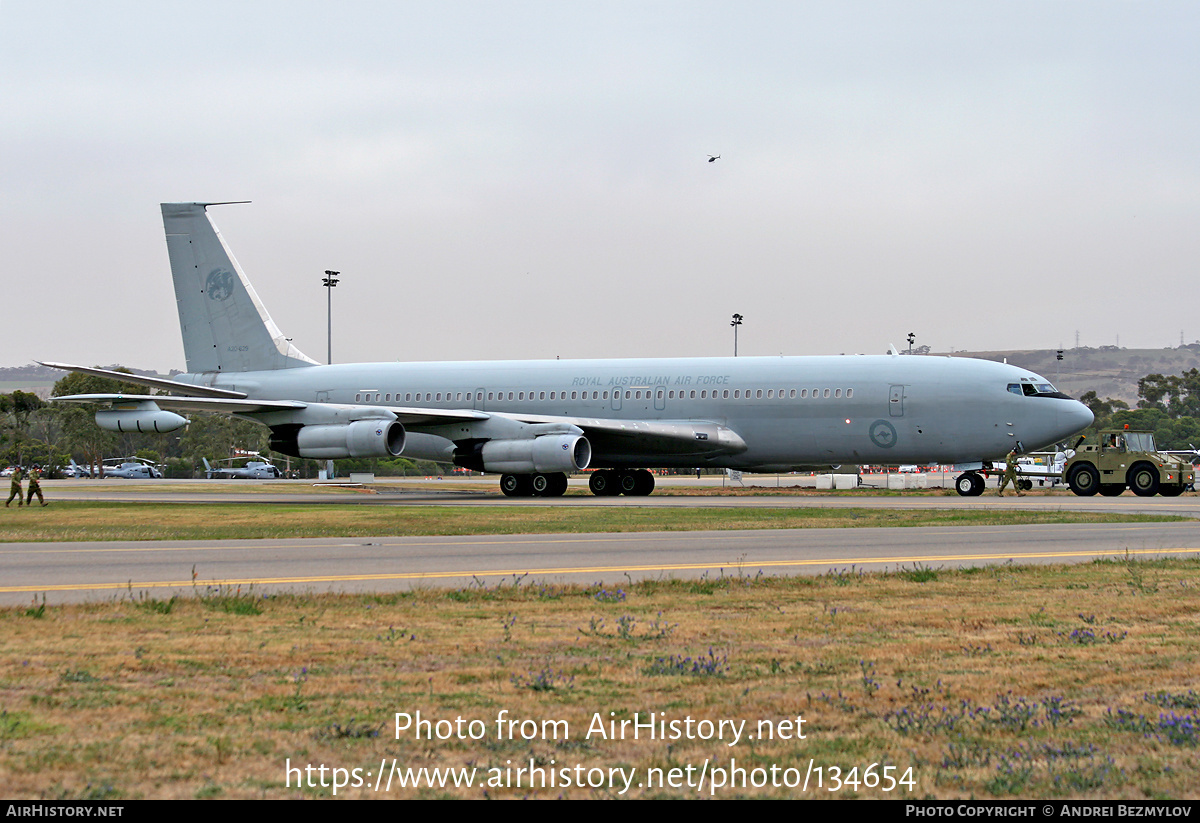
[
  {"x1": 4, "y1": 487, "x2": 1200, "y2": 604},
  {"x1": 37, "y1": 475, "x2": 1200, "y2": 517}
]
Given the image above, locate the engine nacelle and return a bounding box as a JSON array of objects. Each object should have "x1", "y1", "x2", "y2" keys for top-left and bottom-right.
[
  {"x1": 95, "y1": 402, "x2": 188, "y2": 433},
  {"x1": 477, "y1": 434, "x2": 591, "y2": 474},
  {"x1": 286, "y1": 420, "x2": 406, "y2": 459}
]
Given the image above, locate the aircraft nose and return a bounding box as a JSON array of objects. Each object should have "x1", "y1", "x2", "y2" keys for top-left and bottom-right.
[{"x1": 1061, "y1": 399, "x2": 1094, "y2": 436}]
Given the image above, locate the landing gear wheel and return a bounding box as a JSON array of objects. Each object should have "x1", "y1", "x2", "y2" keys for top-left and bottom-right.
[
  {"x1": 1128, "y1": 463, "x2": 1160, "y2": 497},
  {"x1": 954, "y1": 473, "x2": 984, "y2": 497},
  {"x1": 540, "y1": 473, "x2": 569, "y2": 497},
  {"x1": 530, "y1": 473, "x2": 550, "y2": 495},
  {"x1": 630, "y1": 469, "x2": 655, "y2": 496},
  {"x1": 618, "y1": 472, "x2": 639, "y2": 495},
  {"x1": 1159, "y1": 485, "x2": 1185, "y2": 497},
  {"x1": 1018, "y1": 479, "x2": 1033, "y2": 491},
  {"x1": 1098, "y1": 484, "x2": 1125, "y2": 496},
  {"x1": 589, "y1": 470, "x2": 621, "y2": 496},
  {"x1": 1068, "y1": 464, "x2": 1100, "y2": 497},
  {"x1": 500, "y1": 474, "x2": 533, "y2": 497},
  {"x1": 616, "y1": 470, "x2": 656, "y2": 496}
]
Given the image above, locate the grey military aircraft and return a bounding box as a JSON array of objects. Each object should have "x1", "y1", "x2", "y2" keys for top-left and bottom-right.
[
  {"x1": 202, "y1": 457, "x2": 282, "y2": 479},
  {"x1": 101, "y1": 458, "x2": 163, "y2": 479},
  {"x1": 46, "y1": 202, "x2": 1093, "y2": 497}
]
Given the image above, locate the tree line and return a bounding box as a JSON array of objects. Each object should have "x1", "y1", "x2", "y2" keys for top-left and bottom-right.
[
  {"x1": 1080, "y1": 368, "x2": 1200, "y2": 449},
  {"x1": 0, "y1": 371, "x2": 447, "y2": 478}
]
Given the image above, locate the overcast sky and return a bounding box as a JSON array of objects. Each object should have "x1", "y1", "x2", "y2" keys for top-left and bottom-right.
[{"x1": 3, "y1": 1, "x2": 1198, "y2": 372}]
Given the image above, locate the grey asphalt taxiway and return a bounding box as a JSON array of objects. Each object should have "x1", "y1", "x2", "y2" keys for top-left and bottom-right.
[{"x1": 4, "y1": 478, "x2": 1200, "y2": 605}]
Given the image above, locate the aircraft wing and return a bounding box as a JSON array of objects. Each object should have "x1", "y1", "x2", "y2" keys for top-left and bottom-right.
[
  {"x1": 52, "y1": 393, "x2": 306, "y2": 414},
  {"x1": 53, "y1": 391, "x2": 744, "y2": 459},
  {"x1": 39, "y1": 362, "x2": 248, "y2": 399},
  {"x1": 53, "y1": 393, "x2": 492, "y2": 425}
]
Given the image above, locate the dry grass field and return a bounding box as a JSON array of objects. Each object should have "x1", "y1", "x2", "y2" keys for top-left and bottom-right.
[{"x1": 2, "y1": 554, "x2": 1198, "y2": 799}]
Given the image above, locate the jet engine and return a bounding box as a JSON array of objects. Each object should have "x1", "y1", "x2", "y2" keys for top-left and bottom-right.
[
  {"x1": 95, "y1": 402, "x2": 187, "y2": 433},
  {"x1": 270, "y1": 420, "x2": 406, "y2": 459},
  {"x1": 456, "y1": 434, "x2": 591, "y2": 474}
]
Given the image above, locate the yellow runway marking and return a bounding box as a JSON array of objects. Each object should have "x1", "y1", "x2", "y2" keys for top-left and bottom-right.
[
  {"x1": 3, "y1": 546, "x2": 1198, "y2": 595},
  {"x1": 2, "y1": 522, "x2": 1187, "y2": 555}
]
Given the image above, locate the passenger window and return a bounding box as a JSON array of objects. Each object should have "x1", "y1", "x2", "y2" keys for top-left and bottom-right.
[
  {"x1": 823, "y1": 389, "x2": 831, "y2": 398},
  {"x1": 790, "y1": 389, "x2": 796, "y2": 398},
  {"x1": 846, "y1": 388, "x2": 853, "y2": 398}
]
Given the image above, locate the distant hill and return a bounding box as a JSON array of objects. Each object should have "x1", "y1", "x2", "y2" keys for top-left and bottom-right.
[{"x1": 937, "y1": 346, "x2": 1200, "y2": 407}]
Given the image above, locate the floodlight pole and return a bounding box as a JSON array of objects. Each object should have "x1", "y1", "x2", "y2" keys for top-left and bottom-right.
[
  {"x1": 731, "y1": 313, "x2": 743, "y2": 357},
  {"x1": 323, "y1": 270, "x2": 340, "y2": 365}
]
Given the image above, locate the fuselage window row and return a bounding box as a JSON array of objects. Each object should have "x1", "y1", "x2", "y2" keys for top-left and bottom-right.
[{"x1": 356, "y1": 388, "x2": 853, "y2": 404}]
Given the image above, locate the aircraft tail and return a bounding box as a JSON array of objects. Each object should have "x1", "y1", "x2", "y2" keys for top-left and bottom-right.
[{"x1": 161, "y1": 203, "x2": 318, "y2": 374}]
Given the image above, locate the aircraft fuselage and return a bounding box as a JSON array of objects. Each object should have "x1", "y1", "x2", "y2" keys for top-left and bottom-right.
[{"x1": 178, "y1": 353, "x2": 1091, "y2": 470}]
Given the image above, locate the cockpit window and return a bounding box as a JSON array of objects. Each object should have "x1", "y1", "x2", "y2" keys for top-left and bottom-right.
[{"x1": 1008, "y1": 380, "x2": 1072, "y2": 400}]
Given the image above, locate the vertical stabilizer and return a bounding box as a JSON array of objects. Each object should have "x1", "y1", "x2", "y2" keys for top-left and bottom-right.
[{"x1": 162, "y1": 202, "x2": 317, "y2": 373}]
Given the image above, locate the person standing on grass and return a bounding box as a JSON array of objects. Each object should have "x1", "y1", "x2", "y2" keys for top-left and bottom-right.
[
  {"x1": 6, "y1": 466, "x2": 23, "y2": 507},
  {"x1": 25, "y1": 465, "x2": 46, "y2": 507}
]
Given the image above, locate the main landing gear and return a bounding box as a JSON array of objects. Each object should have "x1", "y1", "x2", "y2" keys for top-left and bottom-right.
[
  {"x1": 499, "y1": 472, "x2": 569, "y2": 497},
  {"x1": 588, "y1": 469, "x2": 655, "y2": 497},
  {"x1": 497, "y1": 470, "x2": 657, "y2": 497}
]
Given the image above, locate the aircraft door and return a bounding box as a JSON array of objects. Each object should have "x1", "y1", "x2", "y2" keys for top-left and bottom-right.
[
  {"x1": 611, "y1": 388, "x2": 623, "y2": 411},
  {"x1": 889, "y1": 385, "x2": 905, "y2": 417}
]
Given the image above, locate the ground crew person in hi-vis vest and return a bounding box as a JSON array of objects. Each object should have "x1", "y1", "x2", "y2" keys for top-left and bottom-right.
[
  {"x1": 6, "y1": 467, "x2": 24, "y2": 507},
  {"x1": 997, "y1": 449, "x2": 1023, "y2": 497}
]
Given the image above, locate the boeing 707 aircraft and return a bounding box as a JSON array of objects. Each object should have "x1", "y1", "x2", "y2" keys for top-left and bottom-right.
[{"x1": 47, "y1": 202, "x2": 1093, "y2": 497}]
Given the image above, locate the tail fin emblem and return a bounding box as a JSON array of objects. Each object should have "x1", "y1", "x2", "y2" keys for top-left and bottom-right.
[{"x1": 205, "y1": 269, "x2": 234, "y2": 302}]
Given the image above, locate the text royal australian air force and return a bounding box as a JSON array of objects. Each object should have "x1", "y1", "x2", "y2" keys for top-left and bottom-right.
[{"x1": 573, "y1": 373, "x2": 730, "y2": 387}]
